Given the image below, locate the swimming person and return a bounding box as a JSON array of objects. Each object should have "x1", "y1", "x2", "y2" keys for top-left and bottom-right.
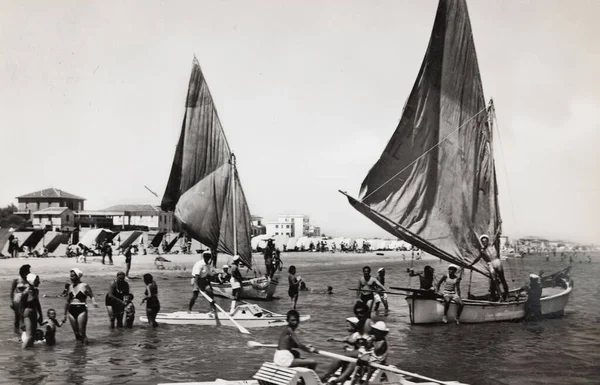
[
  {"x1": 41, "y1": 308, "x2": 64, "y2": 346},
  {"x1": 141, "y1": 273, "x2": 160, "y2": 328},
  {"x1": 356, "y1": 266, "x2": 387, "y2": 315},
  {"x1": 105, "y1": 271, "x2": 130, "y2": 329},
  {"x1": 124, "y1": 294, "x2": 135, "y2": 328},
  {"x1": 437, "y1": 265, "x2": 464, "y2": 324},
  {"x1": 288, "y1": 266, "x2": 301, "y2": 310},
  {"x1": 10, "y1": 264, "x2": 31, "y2": 335},
  {"x1": 21, "y1": 273, "x2": 43, "y2": 349},
  {"x1": 274, "y1": 309, "x2": 317, "y2": 369},
  {"x1": 64, "y1": 268, "x2": 98, "y2": 345}
]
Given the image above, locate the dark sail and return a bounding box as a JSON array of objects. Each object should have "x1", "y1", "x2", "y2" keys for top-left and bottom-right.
[
  {"x1": 348, "y1": 0, "x2": 500, "y2": 274},
  {"x1": 162, "y1": 58, "x2": 253, "y2": 267}
]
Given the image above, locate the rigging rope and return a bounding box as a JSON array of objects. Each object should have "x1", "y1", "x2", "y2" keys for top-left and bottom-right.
[
  {"x1": 491, "y1": 103, "x2": 519, "y2": 239},
  {"x1": 362, "y1": 106, "x2": 488, "y2": 202}
]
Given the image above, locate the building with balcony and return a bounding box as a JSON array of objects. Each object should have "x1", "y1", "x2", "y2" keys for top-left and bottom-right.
[
  {"x1": 32, "y1": 207, "x2": 76, "y2": 231},
  {"x1": 265, "y1": 214, "x2": 315, "y2": 237},
  {"x1": 16, "y1": 188, "x2": 85, "y2": 220}
]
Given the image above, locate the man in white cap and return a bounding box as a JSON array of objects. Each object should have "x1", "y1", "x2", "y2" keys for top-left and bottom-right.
[
  {"x1": 373, "y1": 268, "x2": 389, "y2": 313},
  {"x1": 436, "y1": 264, "x2": 464, "y2": 324},
  {"x1": 229, "y1": 255, "x2": 244, "y2": 313},
  {"x1": 217, "y1": 265, "x2": 231, "y2": 284},
  {"x1": 519, "y1": 274, "x2": 543, "y2": 320},
  {"x1": 469, "y1": 234, "x2": 509, "y2": 301},
  {"x1": 188, "y1": 251, "x2": 216, "y2": 312}
]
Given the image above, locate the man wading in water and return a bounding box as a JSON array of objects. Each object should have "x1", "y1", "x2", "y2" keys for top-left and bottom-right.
[{"x1": 469, "y1": 234, "x2": 509, "y2": 301}]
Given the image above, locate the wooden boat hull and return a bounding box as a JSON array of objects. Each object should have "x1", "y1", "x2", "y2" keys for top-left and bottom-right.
[
  {"x1": 212, "y1": 276, "x2": 278, "y2": 301},
  {"x1": 158, "y1": 362, "x2": 467, "y2": 385},
  {"x1": 140, "y1": 311, "x2": 308, "y2": 327},
  {"x1": 406, "y1": 280, "x2": 572, "y2": 324}
]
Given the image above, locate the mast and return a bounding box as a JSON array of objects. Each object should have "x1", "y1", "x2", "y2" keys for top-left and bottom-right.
[{"x1": 231, "y1": 153, "x2": 238, "y2": 256}]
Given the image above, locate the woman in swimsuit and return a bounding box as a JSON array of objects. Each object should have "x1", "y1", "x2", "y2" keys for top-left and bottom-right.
[
  {"x1": 10, "y1": 264, "x2": 31, "y2": 335},
  {"x1": 21, "y1": 273, "x2": 43, "y2": 349},
  {"x1": 105, "y1": 271, "x2": 129, "y2": 328},
  {"x1": 63, "y1": 268, "x2": 98, "y2": 345},
  {"x1": 141, "y1": 273, "x2": 160, "y2": 328}
]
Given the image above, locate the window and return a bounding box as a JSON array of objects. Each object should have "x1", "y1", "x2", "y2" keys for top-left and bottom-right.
[
  {"x1": 275, "y1": 225, "x2": 279, "y2": 229},
  {"x1": 66, "y1": 215, "x2": 70, "y2": 221},
  {"x1": 286, "y1": 225, "x2": 290, "y2": 228}
]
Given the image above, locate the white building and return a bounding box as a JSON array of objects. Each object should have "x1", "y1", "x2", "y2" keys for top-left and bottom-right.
[{"x1": 265, "y1": 214, "x2": 312, "y2": 237}]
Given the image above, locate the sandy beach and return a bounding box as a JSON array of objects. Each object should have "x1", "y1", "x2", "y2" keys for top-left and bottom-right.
[{"x1": 0, "y1": 250, "x2": 430, "y2": 281}]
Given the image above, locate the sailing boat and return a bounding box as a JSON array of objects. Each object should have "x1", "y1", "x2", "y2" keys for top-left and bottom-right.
[
  {"x1": 341, "y1": 0, "x2": 572, "y2": 324},
  {"x1": 161, "y1": 57, "x2": 277, "y2": 301}
]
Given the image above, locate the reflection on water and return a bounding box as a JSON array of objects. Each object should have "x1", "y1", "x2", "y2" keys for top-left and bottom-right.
[{"x1": 0, "y1": 253, "x2": 599, "y2": 385}]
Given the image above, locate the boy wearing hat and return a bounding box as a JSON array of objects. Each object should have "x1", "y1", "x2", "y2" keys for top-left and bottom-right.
[{"x1": 436, "y1": 265, "x2": 464, "y2": 324}]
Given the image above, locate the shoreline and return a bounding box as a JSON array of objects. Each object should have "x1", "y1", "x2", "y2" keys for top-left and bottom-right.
[{"x1": 0, "y1": 250, "x2": 436, "y2": 281}]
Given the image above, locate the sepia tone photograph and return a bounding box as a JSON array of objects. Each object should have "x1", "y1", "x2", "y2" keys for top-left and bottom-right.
[{"x1": 0, "y1": 1, "x2": 598, "y2": 384}]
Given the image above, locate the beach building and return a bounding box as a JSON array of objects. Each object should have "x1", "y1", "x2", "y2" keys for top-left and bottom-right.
[
  {"x1": 265, "y1": 214, "x2": 319, "y2": 237},
  {"x1": 31, "y1": 207, "x2": 75, "y2": 231},
  {"x1": 15, "y1": 188, "x2": 85, "y2": 221},
  {"x1": 251, "y1": 215, "x2": 266, "y2": 236}
]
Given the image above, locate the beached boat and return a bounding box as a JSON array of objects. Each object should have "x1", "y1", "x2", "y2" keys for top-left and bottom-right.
[
  {"x1": 341, "y1": 0, "x2": 572, "y2": 325},
  {"x1": 159, "y1": 354, "x2": 467, "y2": 385},
  {"x1": 161, "y1": 57, "x2": 277, "y2": 300},
  {"x1": 140, "y1": 304, "x2": 308, "y2": 328}
]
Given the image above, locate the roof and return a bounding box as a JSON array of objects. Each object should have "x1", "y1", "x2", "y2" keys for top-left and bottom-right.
[
  {"x1": 17, "y1": 188, "x2": 85, "y2": 201},
  {"x1": 103, "y1": 204, "x2": 161, "y2": 213},
  {"x1": 32, "y1": 207, "x2": 72, "y2": 215}
]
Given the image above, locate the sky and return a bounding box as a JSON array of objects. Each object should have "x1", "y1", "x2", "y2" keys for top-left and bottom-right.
[{"x1": 1, "y1": 0, "x2": 599, "y2": 244}]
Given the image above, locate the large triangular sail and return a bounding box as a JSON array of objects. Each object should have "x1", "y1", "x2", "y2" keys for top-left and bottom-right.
[
  {"x1": 345, "y1": 0, "x2": 500, "y2": 275},
  {"x1": 162, "y1": 58, "x2": 253, "y2": 267}
]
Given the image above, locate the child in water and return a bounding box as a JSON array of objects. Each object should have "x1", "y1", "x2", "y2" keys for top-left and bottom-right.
[
  {"x1": 40, "y1": 308, "x2": 64, "y2": 345},
  {"x1": 124, "y1": 294, "x2": 135, "y2": 328}
]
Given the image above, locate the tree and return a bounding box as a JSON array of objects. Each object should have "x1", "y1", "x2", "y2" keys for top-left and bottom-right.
[{"x1": 0, "y1": 204, "x2": 25, "y2": 229}]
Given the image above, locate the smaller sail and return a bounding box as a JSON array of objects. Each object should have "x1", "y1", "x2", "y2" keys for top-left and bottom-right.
[{"x1": 162, "y1": 57, "x2": 254, "y2": 267}]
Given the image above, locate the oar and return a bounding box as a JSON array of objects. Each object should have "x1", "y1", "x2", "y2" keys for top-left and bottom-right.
[
  {"x1": 246, "y1": 341, "x2": 459, "y2": 385},
  {"x1": 198, "y1": 289, "x2": 251, "y2": 334},
  {"x1": 206, "y1": 280, "x2": 222, "y2": 327},
  {"x1": 314, "y1": 349, "x2": 460, "y2": 385},
  {"x1": 247, "y1": 341, "x2": 277, "y2": 348}
]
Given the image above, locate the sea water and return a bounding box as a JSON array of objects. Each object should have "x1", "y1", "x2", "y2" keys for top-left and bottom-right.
[{"x1": 0, "y1": 253, "x2": 598, "y2": 385}]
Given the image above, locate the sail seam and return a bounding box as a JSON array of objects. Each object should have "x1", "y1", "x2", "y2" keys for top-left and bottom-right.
[{"x1": 362, "y1": 106, "x2": 488, "y2": 202}]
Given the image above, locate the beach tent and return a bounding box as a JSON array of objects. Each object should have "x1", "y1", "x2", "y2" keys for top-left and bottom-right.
[
  {"x1": 285, "y1": 237, "x2": 298, "y2": 251},
  {"x1": 21, "y1": 230, "x2": 45, "y2": 251},
  {"x1": 149, "y1": 232, "x2": 166, "y2": 248},
  {"x1": 118, "y1": 231, "x2": 143, "y2": 250},
  {"x1": 0, "y1": 228, "x2": 11, "y2": 256},
  {"x1": 34, "y1": 231, "x2": 60, "y2": 252},
  {"x1": 251, "y1": 234, "x2": 271, "y2": 251},
  {"x1": 80, "y1": 229, "x2": 114, "y2": 249}
]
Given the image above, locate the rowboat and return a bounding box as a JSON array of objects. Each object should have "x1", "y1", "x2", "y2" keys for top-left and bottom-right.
[
  {"x1": 140, "y1": 304, "x2": 308, "y2": 328},
  {"x1": 406, "y1": 277, "x2": 572, "y2": 324},
  {"x1": 158, "y1": 347, "x2": 468, "y2": 385},
  {"x1": 211, "y1": 276, "x2": 278, "y2": 301}
]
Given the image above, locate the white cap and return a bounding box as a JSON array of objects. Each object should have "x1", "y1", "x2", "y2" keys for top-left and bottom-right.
[
  {"x1": 448, "y1": 264, "x2": 459, "y2": 271},
  {"x1": 233, "y1": 255, "x2": 240, "y2": 261},
  {"x1": 345, "y1": 316, "x2": 359, "y2": 325},
  {"x1": 378, "y1": 267, "x2": 385, "y2": 273},
  {"x1": 371, "y1": 321, "x2": 389, "y2": 332},
  {"x1": 529, "y1": 274, "x2": 540, "y2": 279},
  {"x1": 223, "y1": 265, "x2": 229, "y2": 269},
  {"x1": 26, "y1": 273, "x2": 38, "y2": 286},
  {"x1": 480, "y1": 234, "x2": 490, "y2": 241}
]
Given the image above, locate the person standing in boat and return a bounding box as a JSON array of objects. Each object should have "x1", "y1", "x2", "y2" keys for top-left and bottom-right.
[
  {"x1": 469, "y1": 234, "x2": 509, "y2": 301},
  {"x1": 188, "y1": 251, "x2": 216, "y2": 312},
  {"x1": 273, "y1": 309, "x2": 317, "y2": 369},
  {"x1": 229, "y1": 256, "x2": 244, "y2": 313},
  {"x1": 436, "y1": 265, "x2": 464, "y2": 324},
  {"x1": 356, "y1": 266, "x2": 387, "y2": 315}
]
